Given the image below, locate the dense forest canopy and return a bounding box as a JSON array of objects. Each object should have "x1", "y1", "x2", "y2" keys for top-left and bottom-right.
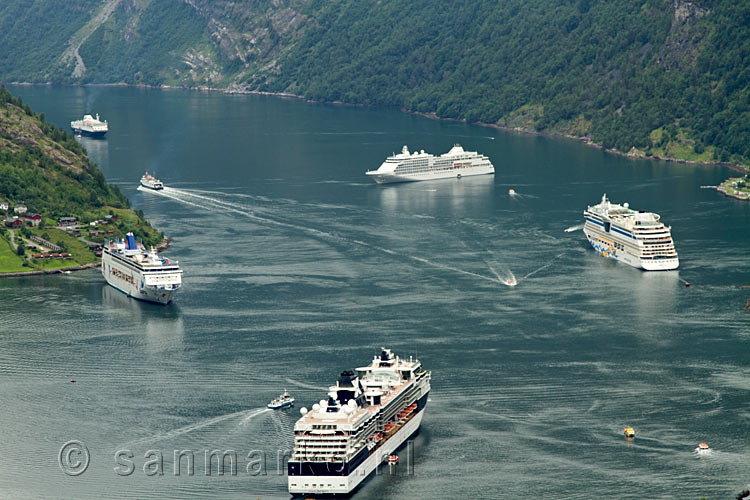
[{"x1": 1, "y1": 0, "x2": 749, "y2": 166}]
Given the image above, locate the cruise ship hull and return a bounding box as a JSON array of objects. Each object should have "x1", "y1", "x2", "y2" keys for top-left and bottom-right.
[
  {"x1": 288, "y1": 392, "x2": 428, "y2": 496},
  {"x1": 366, "y1": 166, "x2": 493, "y2": 184},
  {"x1": 71, "y1": 127, "x2": 107, "y2": 138},
  {"x1": 101, "y1": 255, "x2": 178, "y2": 305},
  {"x1": 583, "y1": 226, "x2": 679, "y2": 271}
]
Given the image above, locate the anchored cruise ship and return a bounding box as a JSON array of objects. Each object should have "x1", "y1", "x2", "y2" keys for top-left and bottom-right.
[
  {"x1": 288, "y1": 348, "x2": 431, "y2": 496},
  {"x1": 366, "y1": 144, "x2": 494, "y2": 183},
  {"x1": 70, "y1": 113, "x2": 108, "y2": 137},
  {"x1": 102, "y1": 233, "x2": 182, "y2": 304},
  {"x1": 583, "y1": 194, "x2": 679, "y2": 270}
]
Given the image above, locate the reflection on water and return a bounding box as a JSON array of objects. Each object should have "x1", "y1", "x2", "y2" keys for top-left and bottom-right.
[
  {"x1": 374, "y1": 175, "x2": 494, "y2": 214},
  {"x1": 77, "y1": 135, "x2": 109, "y2": 169},
  {"x1": 101, "y1": 285, "x2": 184, "y2": 350}
]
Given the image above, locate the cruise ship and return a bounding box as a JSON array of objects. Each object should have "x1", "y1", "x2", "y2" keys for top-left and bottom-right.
[
  {"x1": 70, "y1": 113, "x2": 108, "y2": 137},
  {"x1": 101, "y1": 233, "x2": 182, "y2": 304},
  {"x1": 288, "y1": 348, "x2": 431, "y2": 496},
  {"x1": 583, "y1": 194, "x2": 679, "y2": 270},
  {"x1": 365, "y1": 144, "x2": 494, "y2": 183},
  {"x1": 139, "y1": 171, "x2": 164, "y2": 190}
]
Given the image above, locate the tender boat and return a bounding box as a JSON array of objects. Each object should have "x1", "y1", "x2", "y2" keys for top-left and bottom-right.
[
  {"x1": 386, "y1": 454, "x2": 399, "y2": 465},
  {"x1": 508, "y1": 188, "x2": 516, "y2": 195},
  {"x1": 696, "y1": 442, "x2": 710, "y2": 453},
  {"x1": 268, "y1": 390, "x2": 295, "y2": 410},
  {"x1": 624, "y1": 427, "x2": 635, "y2": 438}
]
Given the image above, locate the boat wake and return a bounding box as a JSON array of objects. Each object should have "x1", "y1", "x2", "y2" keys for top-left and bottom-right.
[
  {"x1": 518, "y1": 252, "x2": 567, "y2": 282},
  {"x1": 154, "y1": 187, "x2": 505, "y2": 286},
  {"x1": 120, "y1": 407, "x2": 269, "y2": 447},
  {"x1": 564, "y1": 224, "x2": 584, "y2": 233}
]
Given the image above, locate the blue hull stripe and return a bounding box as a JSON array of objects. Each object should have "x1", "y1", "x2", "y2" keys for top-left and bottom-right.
[
  {"x1": 610, "y1": 227, "x2": 636, "y2": 240},
  {"x1": 586, "y1": 218, "x2": 603, "y2": 226}
]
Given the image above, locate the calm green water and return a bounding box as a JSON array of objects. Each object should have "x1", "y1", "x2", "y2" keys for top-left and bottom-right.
[{"x1": 1, "y1": 85, "x2": 749, "y2": 500}]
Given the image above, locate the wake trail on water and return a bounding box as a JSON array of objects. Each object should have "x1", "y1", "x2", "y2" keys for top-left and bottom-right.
[
  {"x1": 518, "y1": 252, "x2": 567, "y2": 282},
  {"x1": 120, "y1": 407, "x2": 269, "y2": 447},
  {"x1": 155, "y1": 187, "x2": 505, "y2": 286},
  {"x1": 564, "y1": 224, "x2": 584, "y2": 233}
]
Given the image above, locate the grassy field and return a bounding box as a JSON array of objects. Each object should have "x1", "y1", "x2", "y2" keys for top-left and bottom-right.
[{"x1": 0, "y1": 235, "x2": 27, "y2": 272}]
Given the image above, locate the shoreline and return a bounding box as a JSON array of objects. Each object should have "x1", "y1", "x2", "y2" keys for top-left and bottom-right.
[
  {"x1": 716, "y1": 178, "x2": 750, "y2": 201},
  {"x1": 0, "y1": 262, "x2": 99, "y2": 279},
  {"x1": 6, "y1": 81, "x2": 749, "y2": 173},
  {"x1": 0, "y1": 237, "x2": 171, "y2": 279}
]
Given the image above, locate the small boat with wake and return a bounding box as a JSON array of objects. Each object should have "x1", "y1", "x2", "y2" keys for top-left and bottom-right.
[
  {"x1": 268, "y1": 390, "x2": 295, "y2": 410},
  {"x1": 140, "y1": 171, "x2": 164, "y2": 191}
]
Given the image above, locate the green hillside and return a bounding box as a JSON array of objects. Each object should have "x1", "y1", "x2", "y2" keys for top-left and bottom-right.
[
  {"x1": 1, "y1": 0, "x2": 749, "y2": 167},
  {"x1": 0, "y1": 85, "x2": 162, "y2": 272}
]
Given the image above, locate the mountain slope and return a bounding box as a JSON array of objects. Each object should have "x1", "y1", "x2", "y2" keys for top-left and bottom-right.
[{"x1": 1, "y1": 0, "x2": 749, "y2": 166}]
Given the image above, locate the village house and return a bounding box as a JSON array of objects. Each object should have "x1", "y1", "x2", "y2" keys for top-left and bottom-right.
[
  {"x1": 13, "y1": 204, "x2": 27, "y2": 214},
  {"x1": 23, "y1": 213, "x2": 42, "y2": 227},
  {"x1": 5, "y1": 217, "x2": 23, "y2": 229},
  {"x1": 58, "y1": 217, "x2": 77, "y2": 226},
  {"x1": 0, "y1": 201, "x2": 8, "y2": 211}
]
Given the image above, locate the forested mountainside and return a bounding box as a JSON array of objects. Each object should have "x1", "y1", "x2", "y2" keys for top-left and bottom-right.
[{"x1": 2, "y1": 0, "x2": 750, "y2": 166}]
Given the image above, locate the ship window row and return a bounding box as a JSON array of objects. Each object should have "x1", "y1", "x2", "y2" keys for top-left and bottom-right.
[{"x1": 312, "y1": 424, "x2": 338, "y2": 430}]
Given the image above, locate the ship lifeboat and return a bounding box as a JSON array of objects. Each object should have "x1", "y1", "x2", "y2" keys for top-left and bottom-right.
[
  {"x1": 624, "y1": 427, "x2": 635, "y2": 438},
  {"x1": 387, "y1": 454, "x2": 399, "y2": 465},
  {"x1": 384, "y1": 423, "x2": 395, "y2": 432},
  {"x1": 375, "y1": 433, "x2": 383, "y2": 441}
]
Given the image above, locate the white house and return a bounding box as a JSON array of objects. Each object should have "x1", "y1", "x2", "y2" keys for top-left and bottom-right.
[{"x1": 13, "y1": 203, "x2": 27, "y2": 214}]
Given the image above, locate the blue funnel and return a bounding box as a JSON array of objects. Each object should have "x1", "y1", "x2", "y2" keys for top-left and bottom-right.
[{"x1": 126, "y1": 233, "x2": 136, "y2": 250}]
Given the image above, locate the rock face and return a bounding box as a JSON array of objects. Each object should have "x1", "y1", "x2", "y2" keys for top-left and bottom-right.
[
  {"x1": 48, "y1": 0, "x2": 310, "y2": 88},
  {"x1": 657, "y1": 0, "x2": 711, "y2": 71}
]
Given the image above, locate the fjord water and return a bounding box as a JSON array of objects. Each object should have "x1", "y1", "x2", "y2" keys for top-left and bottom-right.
[{"x1": 2, "y1": 85, "x2": 749, "y2": 500}]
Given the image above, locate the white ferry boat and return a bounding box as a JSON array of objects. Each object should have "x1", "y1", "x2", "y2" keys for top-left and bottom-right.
[
  {"x1": 583, "y1": 194, "x2": 679, "y2": 270},
  {"x1": 366, "y1": 144, "x2": 494, "y2": 183},
  {"x1": 101, "y1": 233, "x2": 182, "y2": 304},
  {"x1": 268, "y1": 391, "x2": 295, "y2": 410},
  {"x1": 288, "y1": 348, "x2": 430, "y2": 496},
  {"x1": 139, "y1": 171, "x2": 164, "y2": 190},
  {"x1": 70, "y1": 113, "x2": 108, "y2": 137}
]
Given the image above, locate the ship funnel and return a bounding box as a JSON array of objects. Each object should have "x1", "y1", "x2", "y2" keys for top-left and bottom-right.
[{"x1": 126, "y1": 232, "x2": 136, "y2": 250}]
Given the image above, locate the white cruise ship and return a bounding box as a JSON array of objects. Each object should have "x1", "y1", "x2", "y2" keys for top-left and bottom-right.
[
  {"x1": 70, "y1": 113, "x2": 108, "y2": 137},
  {"x1": 139, "y1": 171, "x2": 164, "y2": 190},
  {"x1": 366, "y1": 144, "x2": 494, "y2": 183},
  {"x1": 101, "y1": 233, "x2": 182, "y2": 304},
  {"x1": 288, "y1": 348, "x2": 431, "y2": 496},
  {"x1": 583, "y1": 194, "x2": 679, "y2": 270}
]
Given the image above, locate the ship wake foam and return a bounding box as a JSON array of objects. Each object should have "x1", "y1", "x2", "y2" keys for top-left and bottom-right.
[{"x1": 154, "y1": 187, "x2": 506, "y2": 286}]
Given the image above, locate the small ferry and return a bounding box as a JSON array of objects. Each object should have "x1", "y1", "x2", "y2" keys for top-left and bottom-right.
[
  {"x1": 70, "y1": 113, "x2": 108, "y2": 137},
  {"x1": 140, "y1": 172, "x2": 164, "y2": 191},
  {"x1": 268, "y1": 391, "x2": 295, "y2": 410},
  {"x1": 366, "y1": 144, "x2": 494, "y2": 183}
]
